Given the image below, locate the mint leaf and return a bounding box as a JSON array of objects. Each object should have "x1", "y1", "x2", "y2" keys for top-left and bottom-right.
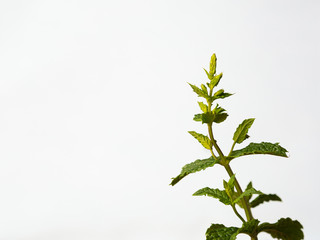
[
  {"x1": 189, "y1": 131, "x2": 212, "y2": 150},
  {"x1": 229, "y1": 142, "x2": 288, "y2": 160},
  {"x1": 170, "y1": 157, "x2": 218, "y2": 186},
  {"x1": 233, "y1": 118, "x2": 255, "y2": 144},
  {"x1": 213, "y1": 89, "x2": 233, "y2": 101},
  {"x1": 212, "y1": 104, "x2": 228, "y2": 123},
  {"x1": 202, "y1": 112, "x2": 215, "y2": 124},
  {"x1": 188, "y1": 83, "x2": 208, "y2": 98},
  {"x1": 233, "y1": 187, "x2": 263, "y2": 204},
  {"x1": 213, "y1": 112, "x2": 228, "y2": 123},
  {"x1": 201, "y1": 84, "x2": 208, "y2": 95},
  {"x1": 193, "y1": 111, "x2": 227, "y2": 124},
  {"x1": 204, "y1": 68, "x2": 213, "y2": 80},
  {"x1": 245, "y1": 182, "x2": 253, "y2": 201},
  {"x1": 250, "y1": 194, "x2": 282, "y2": 208},
  {"x1": 209, "y1": 72, "x2": 223, "y2": 90},
  {"x1": 209, "y1": 53, "x2": 217, "y2": 75},
  {"x1": 193, "y1": 187, "x2": 231, "y2": 205},
  {"x1": 223, "y1": 180, "x2": 234, "y2": 201},
  {"x1": 206, "y1": 224, "x2": 238, "y2": 240},
  {"x1": 193, "y1": 114, "x2": 202, "y2": 122},
  {"x1": 258, "y1": 218, "x2": 304, "y2": 240},
  {"x1": 228, "y1": 174, "x2": 236, "y2": 189},
  {"x1": 198, "y1": 102, "x2": 208, "y2": 113}
]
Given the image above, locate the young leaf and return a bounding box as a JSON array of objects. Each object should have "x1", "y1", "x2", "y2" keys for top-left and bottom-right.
[
  {"x1": 193, "y1": 114, "x2": 202, "y2": 122},
  {"x1": 213, "y1": 112, "x2": 228, "y2": 123},
  {"x1": 245, "y1": 182, "x2": 253, "y2": 201},
  {"x1": 202, "y1": 113, "x2": 215, "y2": 125},
  {"x1": 206, "y1": 223, "x2": 238, "y2": 240},
  {"x1": 223, "y1": 179, "x2": 235, "y2": 201},
  {"x1": 204, "y1": 68, "x2": 213, "y2": 80},
  {"x1": 170, "y1": 157, "x2": 218, "y2": 186},
  {"x1": 250, "y1": 194, "x2": 282, "y2": 208},
  {"x1": 188, "y1": 83, "x2": 208, "y2": 99},
  {"x1": 233, "y1": 187, "x2": 263, "y2": 204},
  {"x1": 193, "y1": 187, "x2": 231, "y2": 205},
  {"x1": 233, "y1": 118, "x2": 255, "y2": 144},
  {"x1": 209, "y1": 53, "x2": 217, "y2": 75},
  {"x1": 188, "y1": 131, "x2": 212, "y2": 150},
  {"x1": 229, "y1": 142, "x2": 288, "y2": 160},
  {"x1": 209, "y1": 72, "x2": 223, "y2": 90},
  {"x1": 198, "y1": 102, "x2": 208, "y2": 113},
  {"x1": 201, "y1": 84, "x2": 208, "y2": 95},
  {"x1": 214, "y1": 89, "x2": 224, "y2": 96},
  {"x1": 213, "y1": 89, "x2": 233, "y2": 101},
  {"x1": 228, "y1": 174, "x2": 236, "y2": 189},
  {"x1": 212, "y1": 104, "x2": 228, "y2": 123},
  {"x1": 257, "y1": 218, "x2": 304, "y2": 240}
]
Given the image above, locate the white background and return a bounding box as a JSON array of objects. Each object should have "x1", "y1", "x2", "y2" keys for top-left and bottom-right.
[{"x1": 0, "y1": 0, "x2": 319, "y2": 239}]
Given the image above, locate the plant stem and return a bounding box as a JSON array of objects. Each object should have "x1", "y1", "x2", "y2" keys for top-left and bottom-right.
[
  {"x1": 228, "y1": 141, "x2": 236, "y2": 156},
  {"x1": 231, "y1": 204, "x2": 246, "y2": 223},
  {"x1": 224, "y1": 164, "x2": 253, "y2": 221},
  {"x1": 207, "y1": 101, "x2": 254, "y2": 223},
  {"x1": 209, "y1": 149, "x2": 218, "y2": 162}
]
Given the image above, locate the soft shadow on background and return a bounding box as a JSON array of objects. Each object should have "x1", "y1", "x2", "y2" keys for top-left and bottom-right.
[{"x1": 0, "y1": 0, "x2": 319, "y2": 239}]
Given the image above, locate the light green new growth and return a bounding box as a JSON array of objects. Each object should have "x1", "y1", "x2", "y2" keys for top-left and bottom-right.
[{"x1": 170, "y1": 53, "x2": 304, "y2": 240}]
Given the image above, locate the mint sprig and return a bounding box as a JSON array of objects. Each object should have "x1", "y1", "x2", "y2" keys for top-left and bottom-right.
[{"x1": 170, "y1": 53, "x2": 304, "y2": 240}]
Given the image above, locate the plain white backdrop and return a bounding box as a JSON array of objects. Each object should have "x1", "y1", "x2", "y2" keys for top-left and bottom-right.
[{"x1": 0, "y1": 0, "x2": 319, "y2": 239}]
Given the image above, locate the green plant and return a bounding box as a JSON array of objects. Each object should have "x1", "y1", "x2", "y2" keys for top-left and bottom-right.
[{"x1": 170, "y1": 54, "x2": 304, "y2": 240}]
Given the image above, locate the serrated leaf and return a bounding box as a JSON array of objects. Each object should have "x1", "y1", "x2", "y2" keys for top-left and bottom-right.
[
  {"x1": 258, "y1": 218, "x2": 304, "y2": 240},
  {"x1": 233, "y1": 187, "x2": 263, "y2": 204},
  {"x1": 170, "y1": 157, "x2": 217, "y2": 186},
  {"x1": 189, "y1": 131, "x2": 212, "y2": 150},
  {"x1": 206, "y1": 224, "x2": 238, "y2": 240},
  {"x1": 209, "y1": 54, "x2": 217, "y2": 75},
  {"x1": 229, "y1": 142, "x2": 288, "y2": 160},
  {"x1": 198, "y1": 102, "x2": 208, "y2": 113},
  {"x1": 193, "y1": 187, "x2": 231, "y2": 205},
  {"x1": 212, "y1": 104, "x2": 228, "y2": 123},
  {"x1": 250, "y1": 194, "x2": 282, "y2": 208},
  {"x1": 233, "y1": 118, "x2": 255, "y2": 144},
  {"x1": 188, "y1": 83, "x2": 208, "y2": 98}
]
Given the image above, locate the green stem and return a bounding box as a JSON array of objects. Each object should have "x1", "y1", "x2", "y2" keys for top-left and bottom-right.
[
  {"x1": 228, "y1": 141, "x2": 236, "y2": 156},
  {"x1": 206, "y1": 101, "x2": 254, "y2": 222},
  {"x1": 209, "y1": 149, "x2": 218, "y2": 162},
  {"x1": 231, "y1": 204, "x2": 246, "y2": 223},
  {"x1": 208, "y1": 124, "x2": 225, "y2": 162},
  {"x1": 224, "y1": 164, "x2": 253, "y2": 221}
]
